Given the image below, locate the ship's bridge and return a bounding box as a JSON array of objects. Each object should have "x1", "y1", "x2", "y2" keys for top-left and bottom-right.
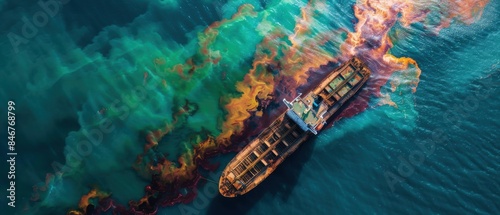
[
  {"x1": 283, "y1": 92, "x2": 328, "y2": 135},
  {"x1": 283, "y1": 58, "x2": 369, "y2": 135}
]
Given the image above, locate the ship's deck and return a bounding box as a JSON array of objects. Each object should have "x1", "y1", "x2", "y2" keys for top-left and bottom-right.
[
  {"x1": 219, "y1": 57, "x2": 371, "y2": 197},
  {"x1": 219, "y1": 114, "x2": 309, "y2": 196}
]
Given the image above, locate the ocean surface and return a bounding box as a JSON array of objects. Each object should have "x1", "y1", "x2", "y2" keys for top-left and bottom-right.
[{"x1": 0, "y1": 0, "x2": 498, "y2": 214}]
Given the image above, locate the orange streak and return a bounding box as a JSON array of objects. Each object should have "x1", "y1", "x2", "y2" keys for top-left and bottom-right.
[
  {"x1": 72, "y1": 188, "x2": 110, "y2": 214},
  {"x1": 159, "y1": 4, "x2": 258, "y2": 82},
  {"x1": 217, "y1": 0, "x2": 336, "y2": 144},
  {"x1": 217, "y1": 30, "x2": 284, "y2": 145}
]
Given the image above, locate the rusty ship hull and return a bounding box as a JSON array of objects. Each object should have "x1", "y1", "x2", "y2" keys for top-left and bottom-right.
[{"x1": 219, "y1": 57, "x2": 371, "y2": 197}]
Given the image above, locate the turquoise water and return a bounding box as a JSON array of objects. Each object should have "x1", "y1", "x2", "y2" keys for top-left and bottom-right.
[{"x1": 0, "y1": 0, "x2": 498, "y2": 214}]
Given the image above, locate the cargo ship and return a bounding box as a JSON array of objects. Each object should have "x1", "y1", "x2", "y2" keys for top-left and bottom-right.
[{"x1": 218, "y1": 57, "x2": 371, "y2": 197}]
